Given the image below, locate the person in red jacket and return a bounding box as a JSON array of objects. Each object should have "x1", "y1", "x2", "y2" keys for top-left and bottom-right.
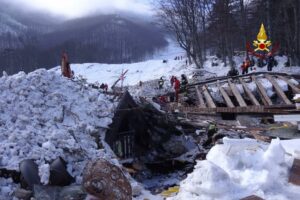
[{"x1": 174, "y1": 77, "x2": 180, "y2": 102}]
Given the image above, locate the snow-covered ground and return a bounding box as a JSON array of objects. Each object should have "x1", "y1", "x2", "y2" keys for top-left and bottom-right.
[
  {"x1": 50, "y1": 54, "x2": 300, "y2": 94},
  {"x1": 169, "y1": 137, "x2": 300, "y2": 200},
  {"x1": 0, "y1": 69, "x2": 164, "y2": 200},
  {"x1": 203, "y1": 55, "x2": 300, "y2": 77},
  {"x1": 52, "y1": 59, "x2": 192, "y2": 89},
  {"x1": 1, "y1": 39, "x2": 300, "y2": 199}
]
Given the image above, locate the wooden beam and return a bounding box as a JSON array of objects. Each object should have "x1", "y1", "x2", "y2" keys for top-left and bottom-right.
[
  {"x1": 265, "y1": 74, "x2": 292, "y2": 105},
  {"x1": 217, "y1": 83, "x2": 235, "y2": 108},
  {"x1": 239, "y1": 78, "x2": 260, "y2": 106},
  {"x1": 228, "y1": 79, "x2": 247, "y2": 107},
  {"x1": 202, "y1": 85, "x2": 216, "y2": 108},
  {"x1": 168, "y1": 104, "x2": 295, "y2": 115},
  {"x1": 195, "y1": 86, "x2": 206, "y2": 108},
  {"x1": 252, "y1": 76, "x2": 273, "y2": 106},
  {"x1": 277, "y1": 75, "x2": 300, "y2": 94},
  {"x1": 274, "y1": 114, "x2": 300, "y2": 122}
]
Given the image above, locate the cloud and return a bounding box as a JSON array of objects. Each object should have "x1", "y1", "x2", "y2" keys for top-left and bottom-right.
[{"x1": 4, "y1": 0, "x2": 153, "y2": 18}]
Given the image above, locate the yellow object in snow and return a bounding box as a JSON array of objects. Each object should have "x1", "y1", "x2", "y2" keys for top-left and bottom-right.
[
  {"x1": 160, "y1": 186, "x2": 180, "y2": 197},
  {"x1": 253, "y1": 23, "x2": 272, "y2": 52}
]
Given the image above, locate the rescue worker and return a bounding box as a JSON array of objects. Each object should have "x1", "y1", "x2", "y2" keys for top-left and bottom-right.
[
  {"x1": 174, "y1": 77, "x2": 180, "y2": 102},
  {"x1": 227, "y1": 67, "x2": 239, "y2": 77},
  {"x1": 241, "y1": 61, "x2": 249, "y2": 75},
  {"x1": 100, "y1": 83, "x2": 108, "y2": 93},
  {"x1": 207, "y1": 122, "x2": 218, "y2": 137},
  {"x1": 181, "y1": 74, "x2": 188, "y2": 96},
  {"x1": 170, "y1": 76, "x2": 175, "y2": 87},
  {"x1": 158, "y1": 77, "x2": 164, "y2": 89},
  {"x1": 61, "y1": 52, "x2": 72, "y2": 78},
  {"x1": 267, "y1": 53, "x2": 275, "y2": 71}
]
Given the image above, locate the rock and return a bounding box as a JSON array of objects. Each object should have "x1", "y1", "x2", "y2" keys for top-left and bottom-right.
[
  {"x1": 33, "y1": 185, "x2": 87, "y2": 200},
  {"x1": 20, "y1": 159, "x2": 41, "y2": 190},
  {"x1": 162, "y1": 136, "x2": 187, "y2": 157},
  {"x1": 34, "y1": 185, "x2": 60, "y2": 200},
  {"x1": 82, "y1": 159, "x2": 132, "y2": 200},
  {"x1": 14, "y1": 188, "x2": 33, "y2": 200},
  {"x1": 49, "y1": 157, "x2": 75, "y2": 186},
  {"x1": 59, "y1": 186, "x2": 87, "y2": 199}
]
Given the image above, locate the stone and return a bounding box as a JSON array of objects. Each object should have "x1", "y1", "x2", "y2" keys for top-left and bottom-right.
[
  {"x1": 14, "y1": 188, "x2": 33, "y2": 200},
  {"x1": 82, "y1": 159, "x2": 132, "y2": 200},
  {"x1": 33, "y1": 185, "x2": 87, "y2": 200}
]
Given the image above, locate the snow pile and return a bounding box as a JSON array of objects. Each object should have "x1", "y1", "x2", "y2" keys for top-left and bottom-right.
[
  {"x1": 170, "y1": 138, "x2": 300, "y2": 200},
  {"x1": 0, "y1": 69, "x2": 117, "y2": 189}
]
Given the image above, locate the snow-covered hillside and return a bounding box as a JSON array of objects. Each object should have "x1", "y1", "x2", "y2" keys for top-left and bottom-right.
[
  {"x1": 51, "y1": 55, "x2": 300, "y2": 91},
  {"x1": 52, "y1": 59, "x2": 193, "y2": 88}
]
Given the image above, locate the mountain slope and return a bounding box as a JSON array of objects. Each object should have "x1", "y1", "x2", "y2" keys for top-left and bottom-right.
[{"x1": 0, "y1": 9, "x2": 168, "y2": 75}]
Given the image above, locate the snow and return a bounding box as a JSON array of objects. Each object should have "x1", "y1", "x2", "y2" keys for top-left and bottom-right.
[
  {"x1": 1, "y1": 39, "x2": 300, "y2": 199},
  {"x1": 51, "y1": 59, "x2": 192, "y2": 89},
  {"x1": 170, "y1": 138, "x2": 300, "y2": 200},
  {"x1": 203, "y1": 55, "x2": 300, "y2": 77},
  {"x1": 152, "y1": 38, "x2": 186, "y2": 60},
  {"x1": 0, "y1": 69, "x2": 120, "y2": 199}
]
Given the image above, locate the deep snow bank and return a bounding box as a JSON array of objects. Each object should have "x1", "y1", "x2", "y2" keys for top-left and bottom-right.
[
  {"x1": 0, "y1": 69, "x2": 118, "y2": 198},
  {"x1": 170, "y1": 138, "x2": 300, "y2": 200}
]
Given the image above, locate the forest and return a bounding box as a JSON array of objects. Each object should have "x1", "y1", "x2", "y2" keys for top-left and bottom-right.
[
  {"x1": 0, "y1": 13, "x2": 167, "y2": 75},
  {"x1": 157, "y1": 0, "x2": 300, "y2": 68}
]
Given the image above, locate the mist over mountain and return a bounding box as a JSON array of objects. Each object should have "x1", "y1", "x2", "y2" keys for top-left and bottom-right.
[{"x1": 0, "y1": 2, "x2": 168, "y2": 74}]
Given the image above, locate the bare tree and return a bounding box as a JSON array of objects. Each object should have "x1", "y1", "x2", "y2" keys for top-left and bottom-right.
[{"x1": 157, "y1": 0, "x2": 211, "y2": 68}]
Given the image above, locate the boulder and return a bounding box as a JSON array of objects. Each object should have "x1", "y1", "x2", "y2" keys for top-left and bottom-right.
[{"x1": 82, "y1": 159, "x2": 132, "y2": 200}]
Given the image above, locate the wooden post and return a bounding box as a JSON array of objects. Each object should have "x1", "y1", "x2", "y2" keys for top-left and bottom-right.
[
  {"x1": 239, "y1": 77, "x2": 260, "y2": 106},
  {"x1": 195, "y1": 86, "x2": 206, "y2": 108},
  {"x1": 277, "y1": 75, "x2": 300, "y2": 94},
  {"x1": 202, "y1": 85, "x2": 217, "y2": 108},
  {"x1": 252, "y1": 76, "x2": 273, "y2": 106},
  {"x1": 218, "y1": 82, "x2": 235, "y2": 108},
  {"x1": 265, "y1": 74, "x2": 292, "y2": 105},
  {"x1": 228, "y1": 79, "x2": 247, "y2": 107}
]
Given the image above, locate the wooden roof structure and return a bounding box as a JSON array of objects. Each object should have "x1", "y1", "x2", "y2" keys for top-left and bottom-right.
[
  {"x1": 105, "y1": 91, "x2": 150, "y2": 159},
  {"x1": 169, "y1": 72, "x2": 300, "y2": 115}
]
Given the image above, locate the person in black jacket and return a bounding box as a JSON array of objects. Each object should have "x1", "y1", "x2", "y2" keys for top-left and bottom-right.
[
  {"x1": 158, "y1": 77, "x2": 164, "y2": 89},
  {"x1": 267, "y1": 54, "x2": 275, "y2": 71}
]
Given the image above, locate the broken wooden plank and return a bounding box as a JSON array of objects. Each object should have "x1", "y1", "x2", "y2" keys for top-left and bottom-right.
[
  {"x1": 265, "y1": 74, "x2": 292, "y2": 105},
  {"x1": 202, "y1": 85, "x2": 217, "y2": 108},
  {"x1": 252, "y1": 76, "x2": 273, "y2": 106},
  {"x1": 289, "y1": 159, "x2": 300, "y2": 186},
  {"x1": 240, "y1": 195, "x2": 264, "y2": 200},
  {"x1": 239, "y1": 77, "x2": 260, "y2": 106},
  {"x1": 217, "y1": 83, "x2": 235, "y2": 108},
  {"x1": 195, "y1": 86, "x2": 206, "y2": 108},
  {"x1": 277, "y1": 75, "x2": 300, "y2": 94},
  {"x1": 228, "y1": 79, "x2": 247, "y2": 107}
]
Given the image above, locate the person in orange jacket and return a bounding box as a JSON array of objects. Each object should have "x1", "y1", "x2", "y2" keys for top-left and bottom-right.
[
  {"x1": 61, "y1": 52, "x2": 72, "y2": 78},
  {"x1": 241, "y1": 61, "x2": 249, "y2": 75}
]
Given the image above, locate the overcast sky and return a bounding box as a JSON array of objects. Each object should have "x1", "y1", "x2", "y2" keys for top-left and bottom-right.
[{"x1": 4, "y1": 0, "x2": 153, "y2": 18}]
